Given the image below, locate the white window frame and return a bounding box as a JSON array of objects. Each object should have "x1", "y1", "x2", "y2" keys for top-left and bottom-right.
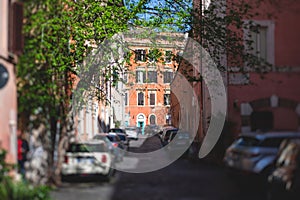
[
  {"x1": 148, "y1": 49, "x2": 155, "y2": 63},
  {"x1": 124, "y1": 92, "x2": 128, "y2": 106},
  {"x1": 136, "y1": 68, "x2": 146, "y2": 84},
  {"x1": 243, "y1": 20, "x2": 275, "y2": 71},
  {"x1": 147, "y1": 68, "x2": 158, "y2": 83},
  {"x1": 137, "y1": 91, "x2": 145, "y2": 107},
  {"x1": 148, "y1": 91, "x2": 156, "y2": 106},
  {"x1": 163, "y1": 69, "x2": 174, "y2": 84},
  {"x1": 149, "y1": 114, "x2": 157, "y2": 125},
  {"x1": 164, "y1": 90, "x2": 171, "y2": 106},
  {"x1": 165, "y1": 50, "x2": 173, "y2": 64},
  {"x1": 135, "y1": 49, "x2": 146, "y2": 62}
]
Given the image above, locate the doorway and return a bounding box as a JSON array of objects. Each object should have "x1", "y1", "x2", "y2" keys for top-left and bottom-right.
[
  {"x1": 250, "y1": 111, "x2": 274, "y2": 132},
  {"x1": 137, "y1": 113, "x2": 146, "y2": 135}
]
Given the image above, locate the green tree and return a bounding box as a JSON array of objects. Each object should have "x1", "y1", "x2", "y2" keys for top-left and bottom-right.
[{"x1": 17, "y1": 0, "x2": 142, "y2": 185}]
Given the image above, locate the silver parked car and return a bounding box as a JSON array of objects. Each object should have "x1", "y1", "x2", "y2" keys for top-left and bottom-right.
[
  {"x1": 166, "y1": 131, "x2": 193, "y2": 158},
  {"x1": 224, "y1": 132, "x2": 300, "y2": 176}
]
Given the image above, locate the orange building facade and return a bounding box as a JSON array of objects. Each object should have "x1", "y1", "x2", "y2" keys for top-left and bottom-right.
[{"x1": 123, "y1": 32, "x2": 186, "y2": 132}]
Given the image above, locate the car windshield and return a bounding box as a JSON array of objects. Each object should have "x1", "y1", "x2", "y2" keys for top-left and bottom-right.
[
  {"x1": 236, "y1": 136, "x2": 260, "y2": 147},
  {"x1": 259, "y1": 138, "x2": 285, "y2": 147},
  {"x1": 67, "y1": 143, "x2": 106, "y2": 153}
]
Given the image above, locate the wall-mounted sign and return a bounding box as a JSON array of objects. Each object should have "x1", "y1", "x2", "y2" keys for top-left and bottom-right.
[{"x1": 0, "y1": 64, "x2": 9, "y2": 89}]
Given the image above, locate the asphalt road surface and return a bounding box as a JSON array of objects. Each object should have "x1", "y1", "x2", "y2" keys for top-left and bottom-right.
[{"x1": 51, "y1": 135, "x2": 268, "y2": 200}]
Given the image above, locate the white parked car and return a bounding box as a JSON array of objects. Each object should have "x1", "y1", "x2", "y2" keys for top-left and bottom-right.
[
  {"x1": 62, "y1": 140, "x2": 115, "y2": 181},
  {"x1": 125, "y1": 126, "x2": 139, "y2": 140}
]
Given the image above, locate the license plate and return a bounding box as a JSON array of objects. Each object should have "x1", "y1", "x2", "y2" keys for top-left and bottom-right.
[{"x1": 77, "y1": 158, "x2": 94, "y2": 164}]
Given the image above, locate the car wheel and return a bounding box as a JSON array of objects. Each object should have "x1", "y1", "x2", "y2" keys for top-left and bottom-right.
[
  {"x1": 261, "y1": 165, "x2": 276, "y2": 184},
  {"x1": 104, "y1": 167, "x2": 116, "y2": 182}
]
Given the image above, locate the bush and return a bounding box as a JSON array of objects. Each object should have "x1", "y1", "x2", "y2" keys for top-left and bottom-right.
[
  {"x1": 0, "y1": 176, "x2": 51, "y2": 200},
  {"x1": 0, "y1": 149, "x2": 52, "y2": 200},
  {"x1": 0, "y1": 149, "x2": 10, "y2": 182}
]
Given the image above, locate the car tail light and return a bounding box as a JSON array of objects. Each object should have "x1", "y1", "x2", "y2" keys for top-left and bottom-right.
[
  {"x1": 113, "y1": 143, "x2": 118, "y2": 148},
  {"x1": 64, "y1": 156, "x2": 69, "y2": 164},
  {"x1": 102, "y1": 155, "x2": 107, "y2": 163},
  {"x1": 225, "y1": 148, "x2": 233, "y2": 156}
]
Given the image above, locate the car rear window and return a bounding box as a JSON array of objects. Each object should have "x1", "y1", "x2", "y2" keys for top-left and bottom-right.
[
  {"x1": 260, "y1": 138, "x2": 285, "y2": 148},
  {"x1": 67, "y1": 143, "x2": 107, "y2": 153},
  {"x1": 93, "y1": 135, "x2": 106, "y2": 140},
  {"x1": 110, "y1": 129, "x2": 125, "y2": 133},
  {"x1": 236, "y1": 136, "x2": 260, "y2": 147},
  {"x1": 166, "y1": 130, "x2": 177, "y2": 137},
  {"x1": 118, "y1": 135, "x2": 127, "y2": 141},
  {"x1": 107, "y1": 135, "x2": 120, "y2": 142}
]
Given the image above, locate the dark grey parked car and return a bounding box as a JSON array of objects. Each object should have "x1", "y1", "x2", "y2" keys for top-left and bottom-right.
[
  {"x1": 166, "y1": 131, "x2": 193, "y2": 157},
  {"x1": 161, "y1": 127, "x2": 179, "y2": 146}
]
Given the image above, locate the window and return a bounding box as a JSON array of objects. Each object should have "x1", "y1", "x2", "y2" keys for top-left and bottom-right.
[
  {"x1": 136, "y1": 70, "x2": 146, "y2": 83},
  {"x1": 244, "y1": 20, "x2": 275, "y2": 68},
  {"x1": 147, "y1": 71, "x2": 157, "y2": 83},
  {"x1": 135, "y1": 49, "x2": 146, "y2": 62},
  {"x1": 164, "y1": 94, "x2": 170, "y2": 106},
  {"x1": 124, "y1": 92, "x2": 128, "y2": 106},
  {"x1": 67, "y1": 143, "x2": 106, "y2": 153},
  {"x1": 148, "y1": 50, "x2": 155, "y2": 62},
  {"x1": 123, "y1": 72, "x2": 128, "y2": 83},
  {"x1": 148, "y1": 49, "x2": 161, "y2": 62},
  {"x1": 250, "y1": 111, "x2": 273, "y2": 132},
  {"x1": 137, "y1": 92, "x2": 144, "y2": 106},
  {"x1": 250, "y1": 26, "x2": 267, "y2": 61},
  {"x1": 149, "y1": 93, "x2": 156, "y2": 106},
  {"x1": 165, "y1": 51, "x2": 172, "y2": 63},
  {"x1": 149, "y1": 115, "x2": 156, "y2": 125},
  {"x1": 9, "y1": 2, "x2": 24, "y2": 55},
  {"x1": 260, "y1": 138, "x2": 285, "y2": 148},
  {"x1": 236, "y1": 137, "x2": 260, "y2": 147},
  {"x1": 163, "y1": 71, "x2": 173, "y2": 83}
]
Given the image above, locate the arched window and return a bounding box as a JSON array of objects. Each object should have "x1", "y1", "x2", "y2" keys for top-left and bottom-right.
[{"x1": 149, "y1": 115, "x2": 156, "y2": 125}]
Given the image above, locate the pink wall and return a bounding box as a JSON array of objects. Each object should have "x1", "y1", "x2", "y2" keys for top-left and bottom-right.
[
  {"x1": 227, "y1": 0, "x2": 300, "y2": 135},
  {"x1": 0, "y1": 0, "x2": 18, "y2": 164},
  {"x1": 228, "y1": 73, "x2": 300, "y2": 135}
]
